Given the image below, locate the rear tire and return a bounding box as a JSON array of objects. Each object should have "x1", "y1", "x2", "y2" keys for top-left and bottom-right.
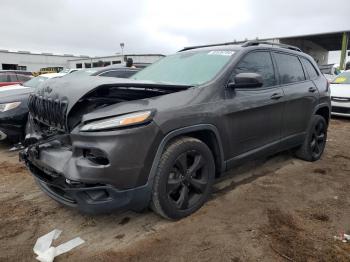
[
  {"x1": 151, "y1": 137, "x2": 215, "y2": 220},
  {"x1": 295, "y1": 115, "x2": 327, "y2": 162}
]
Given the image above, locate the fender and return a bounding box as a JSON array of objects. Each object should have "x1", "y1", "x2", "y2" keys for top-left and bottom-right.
[
  {"x1": 146, "y1": 124, "x2": 226, "y2": 188},
  {"x1": 313, "y1": 102, "x2": 331, "y2": 121}
]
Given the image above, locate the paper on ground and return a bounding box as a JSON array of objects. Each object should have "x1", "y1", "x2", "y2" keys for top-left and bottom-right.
[{"x1": 33, "y1": 229, "x2": 85, "y2": 262}]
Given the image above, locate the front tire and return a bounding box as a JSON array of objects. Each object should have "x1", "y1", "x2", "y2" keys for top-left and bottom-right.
[
  {"x1": 295, "y1": 115, "x2": 327, "y2": 162},
  {"x1": 151, "y1": 137, "x2": 215, "y2": 220}
]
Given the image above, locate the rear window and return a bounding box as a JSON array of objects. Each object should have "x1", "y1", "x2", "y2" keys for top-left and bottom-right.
[
  {"x1": 99, "y1": 70, "x2": 138, "y2": 78},
  {"x1": 301, "y1": 58, "x2": 319, "y2": 80},
  {"x1": 274, "y1": 53, "x2": 305, "y2": 84},
  {"x1": 17, "y1": 74, "x2": 32, "y2": 82}
]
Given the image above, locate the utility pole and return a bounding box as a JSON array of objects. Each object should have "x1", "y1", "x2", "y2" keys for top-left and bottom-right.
[
  {"x1": 339, "y1": 32, "x2": 349, "y2": 70},
  {"x1": 120, "y1": 43, "x2": 125, "y2": 63}
]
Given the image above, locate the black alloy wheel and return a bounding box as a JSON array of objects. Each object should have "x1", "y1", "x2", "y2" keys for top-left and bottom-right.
[
  {"x1": 310, "y1": 119, "x2": 326, "y2": 159},
  {"x1": 151, "y1": 137, "x2": 215, "y2": 219},
  {"x1": 296, "y1": 115, "x2": 328, "y2": 162},
  {"x1": 167, "y1": 150, "x2": 209, "y2": 210}
]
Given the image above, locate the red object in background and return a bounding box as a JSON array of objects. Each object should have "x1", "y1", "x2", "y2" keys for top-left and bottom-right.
[{"x1": 0, "y1": 71, "x2": 32, "y2": 87}]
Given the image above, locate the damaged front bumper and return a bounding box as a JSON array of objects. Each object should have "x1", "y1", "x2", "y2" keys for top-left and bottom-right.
[{"x1": 20, "y1": 122, "x2": 162, "y2": 213}]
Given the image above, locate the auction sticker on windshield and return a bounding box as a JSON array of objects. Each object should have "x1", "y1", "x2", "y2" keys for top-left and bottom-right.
[{"x1": 208, "y1": 51, "x2": 235, "y2": 56}]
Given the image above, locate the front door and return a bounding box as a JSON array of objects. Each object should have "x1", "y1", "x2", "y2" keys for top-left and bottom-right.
[{"x1": 223, "y1": 51, "x2": 284, "y2": 159}]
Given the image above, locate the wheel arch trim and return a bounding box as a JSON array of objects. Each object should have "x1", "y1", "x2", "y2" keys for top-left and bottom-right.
[
  {"x1": 313, "y1": 103, "x2": 331, "y2": 122},
  {"x1": 147, "y1": 124, "x2": 226, "y2": 187}
]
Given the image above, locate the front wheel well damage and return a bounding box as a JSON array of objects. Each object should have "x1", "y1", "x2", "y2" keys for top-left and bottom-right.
[{"x1": 166, "y1": 129, "x2": 224, "y2": 178}]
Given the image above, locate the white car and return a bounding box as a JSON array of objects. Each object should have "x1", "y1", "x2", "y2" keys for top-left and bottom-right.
[
  {"x1": 330, "y1": 71, "x2": 350, "y2": 117},
  {"x1": 59, "y1": 68, "x2": 80, "y2": 74},
  {"x1": 0, "y1": 72, "x2": 66, "y2": 91}
]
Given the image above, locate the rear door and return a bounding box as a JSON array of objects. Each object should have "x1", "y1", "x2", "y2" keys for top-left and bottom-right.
[
  {"x1": 224, "y1": 50, "x2": 284, "y2": 158},
  {"x1": 272, "y1": 52, "x2": 319, "y2": 142}
]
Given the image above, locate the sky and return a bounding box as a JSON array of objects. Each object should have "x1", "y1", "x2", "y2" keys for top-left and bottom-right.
[{"x1": 0, "y1": 0, "x2": 349, "y2": 58}]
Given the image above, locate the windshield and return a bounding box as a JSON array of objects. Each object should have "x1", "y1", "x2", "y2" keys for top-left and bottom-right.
[
  {"x1": 332, "y1": 71, "x2": 350, "y2": 84},
  {"x1": 23, "y1": 76, "x2": 49, "y2": 88},
  {"x1": 131, "y1": 50, "x2": 235, "y2": 85}
]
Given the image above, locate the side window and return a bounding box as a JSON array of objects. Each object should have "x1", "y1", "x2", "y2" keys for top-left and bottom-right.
[
  {"x1": 233, "y1": 51, "x2": 276, "y2": 87},
  {"x1": 273, "y1": 53, "x2": 306, "y2": 84},
  {"x1": 0, "y1": 73, "x2": 9, "y2": 82},
  {"x1": 301, "y1": 58, "x2": 319, "y2": 80},
  {"x1": 9, "y1": 74, "x2": 18, "y2": 82}
]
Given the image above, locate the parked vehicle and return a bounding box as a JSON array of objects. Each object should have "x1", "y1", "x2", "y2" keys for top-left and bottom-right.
[
  {"x1": 32, "y1": 67, "x2": 64, "y2": 76},
  {"x1": 68, "y1": 65, "x2": 140, "y2": 78},
  {"x1": 319, "y1": 64, "x2": 341, "y2": 81},
  {"x1": 330, "y1": 71, "x2": 350, "y2": 117},
  {"x1": 21, "y1": 41, "x2": 331, "y2": 219},
  {"x1": 0, "y1": 70, "x2": 33, "y2": 87},
  {"x1": 0, "y1": 73, "x2": 65, "y2": 142},
  {"x1": 59, "y1": 68, "x2": 80, "y2": 74}
]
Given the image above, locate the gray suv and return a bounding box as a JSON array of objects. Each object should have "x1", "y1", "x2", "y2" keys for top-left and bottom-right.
[{"x1": 21, "y1": 41, "x2": 331, "y2": 219}]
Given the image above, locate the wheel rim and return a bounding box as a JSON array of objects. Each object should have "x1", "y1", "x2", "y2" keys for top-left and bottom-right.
[
  {"x1": 310, "y1": 120, "x2": 326, "y2": 158},
  {"x1": 166, "y1": 150, "x2": 209, "y2": 210}
]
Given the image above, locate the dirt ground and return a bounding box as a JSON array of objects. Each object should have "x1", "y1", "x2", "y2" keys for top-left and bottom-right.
[{"x1": 1, "y1": 118, "x2": 350, "y2": 262}]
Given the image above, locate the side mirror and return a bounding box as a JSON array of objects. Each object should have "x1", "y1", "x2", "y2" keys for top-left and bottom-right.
[{"x1": 228, "y1": 73, "x2": 263, "y2": 89}]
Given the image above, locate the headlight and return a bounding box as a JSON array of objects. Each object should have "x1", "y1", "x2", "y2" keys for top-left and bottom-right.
[
  {"x1": 0, "y1": 102, "x2": 21, "y2": 112},
  {"x1": 80, "y1": 111, "x2": 152, "y2": 132}
]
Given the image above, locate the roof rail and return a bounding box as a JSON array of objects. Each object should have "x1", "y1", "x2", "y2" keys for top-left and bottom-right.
[
  {"x1": 242, "y1": 41, "x2": 302, "y2": 52},
  {"x1": 179, "y1": 41, "x2": 238, "y2": 52}
]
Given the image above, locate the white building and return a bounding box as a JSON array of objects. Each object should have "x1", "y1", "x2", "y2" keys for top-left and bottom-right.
[
  {"x1": 67, "y1": 54, "x2": 164, "y2": 69},
  {"x1": 0, "y1": 50, "x2": 82, "y2": 71},
  {"x1": 0, "y1": 50, "x2": 164, "y2": 72}
]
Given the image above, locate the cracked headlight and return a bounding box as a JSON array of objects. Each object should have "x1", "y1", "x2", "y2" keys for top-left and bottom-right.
[
  {"x1": 80, "y1": 111, "x2": 152, "y2": 132},
  {"x1": 0, "y1": 102, "x2": 21, "y2": 112}
]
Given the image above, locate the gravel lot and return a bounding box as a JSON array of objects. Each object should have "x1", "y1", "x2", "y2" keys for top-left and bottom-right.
[{"x1": 1, "y1": 118, "x2": 350, "y2": 261}]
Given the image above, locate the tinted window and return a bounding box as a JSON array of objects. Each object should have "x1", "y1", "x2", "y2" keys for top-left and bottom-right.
[
  {"x1": 233, "y1": 51, "x2": 276, "y2": 87},
  {"x1": 301, "y1": 58, "x2": 319, "y2": 79},
  {"x1": 17, "y1": 74, "x2": 31, "y2": 82},
  {"x1": 274, "y1": 53, "x2": 305, "y2": 84},
  {"x1": 9, "y1": 74, "x2": 18, "y2": 82},
  {"x1": 0, "y1": 73, "x2": 9, "y2": 82},
  {"x1": 99, "y1": 70, "x2": 137, "y2": 78}
]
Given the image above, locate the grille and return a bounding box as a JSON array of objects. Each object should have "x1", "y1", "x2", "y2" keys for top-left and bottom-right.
[
  {"x1": 28, "y1": 94, "x2": 68, "y2": 130},
  {"x1": 332, "y1": 106, "x2": 350, "y2": 114}
]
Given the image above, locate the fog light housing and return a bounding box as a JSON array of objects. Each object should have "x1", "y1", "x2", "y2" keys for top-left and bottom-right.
[{"x1": 83, "y1": 149, "x2": 109, "y2": 165}]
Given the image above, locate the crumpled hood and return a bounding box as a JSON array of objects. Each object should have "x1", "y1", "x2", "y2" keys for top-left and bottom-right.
[
  {"x1": 330, "y1": 83, "x2": 350, "y2": 98},
  {"x1": 34, "y1": 75, "x2": 189, "y2": 115}
]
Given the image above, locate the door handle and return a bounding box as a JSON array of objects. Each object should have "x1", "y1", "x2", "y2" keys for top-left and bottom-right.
[
  {"x1": 308, "y1": 87, "x2": 317, "y2": 93},
  {"x1": 270, "y1": 93, "x2": 283, "y2": 100}
]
